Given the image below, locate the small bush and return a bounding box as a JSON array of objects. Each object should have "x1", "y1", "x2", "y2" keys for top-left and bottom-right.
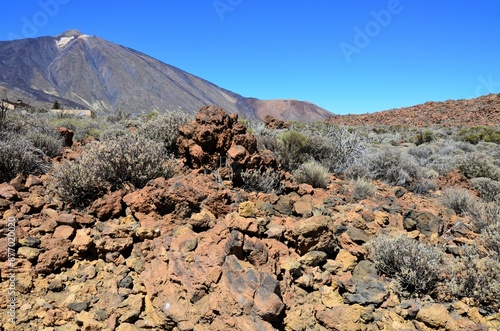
[
  {"x1": 367, "y1": 148, "x2": 421, "y2": 187},
  {"x1": 0, "y1": 133, "x2": 50, "y2": 182},
  {"x1": 482, "y1": 221, "x2": 500, "y2": 261},
  {"x1": 304, "y1": 124, "x2": 364, "y2": 174},
  {"x1": 413, "y1": 129, "x2": 434, "y2": 145},
  {"x1": 466, "y1": 201, "x2": 500, "y2": 232},
  {"x1": 351, "y1": 178, "x2": 375, "y2": 200},
  {"x1": 275, "y1": 130, "x2": 310, "y2": 170},
  {"x1": 456, "y1": 153, "x2": 499, "y2": 180},
  {"x1": 26, "y1": 132, "x2": 63, "y2": 158},
  {"x1": 293, "y1": 160, "x2": 329, "y2": 188},
  {"x1": 456, "y1": 126, "x2": 500, "y2": 145},
  {"x1": 54, "y1": 135, "x2": 173, "y2": 206},
  {"x1": 137, "y1": 112, "x2": 192, "y2": 152},
  {"x1": 449, "y1": 247, "x2": 500, "y2": 308},
  {"x1": 441, "y1": 187, "x2": 477, "y2": 215},
  {"x1": 241, "y1": 167, "x2": 284, "y2": 194},
  {"x1": 367, "y1": 235, "x2": 445, "y2": 293},
  {"x1": 471, "y1": 177, "x2": 500, "y2": 202}
]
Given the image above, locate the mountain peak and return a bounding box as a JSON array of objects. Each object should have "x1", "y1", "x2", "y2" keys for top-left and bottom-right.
[
  {"x1": 57, "y1": 29, "x2": 83, "y2": 38},
  {"x1": 55, "y1": 29, "x2": 86, "y2": 49}
]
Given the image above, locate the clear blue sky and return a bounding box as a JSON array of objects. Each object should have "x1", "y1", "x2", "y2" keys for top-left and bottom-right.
[{"x1": 1, "y1": 0, "x2": 500, "y2": 114}]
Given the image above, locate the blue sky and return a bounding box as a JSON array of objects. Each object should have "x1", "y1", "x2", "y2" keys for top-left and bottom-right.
[{"x1": 1, "y1": 0, "x2": 500, "y2": 114}]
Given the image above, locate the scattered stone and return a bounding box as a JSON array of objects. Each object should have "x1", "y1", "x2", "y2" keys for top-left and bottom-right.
[
  {"x1": 0, "y1": 183, "x2": 17, "y2": 200},
  {"x1": 416, "y1": 303, "x2": 454, "y2": 329},
  {"x1": 17, "y1": 247, "x2": 40, "y2": 262},
  {"x1": 299, "y1": 250, "x2": 328, "y2": 267},
  {"x1": 68, "y1": 301, "x2": 89, "y2": 313},
  {"x1": 238, "y1": 201, "x2": 257, "y2": 218}
]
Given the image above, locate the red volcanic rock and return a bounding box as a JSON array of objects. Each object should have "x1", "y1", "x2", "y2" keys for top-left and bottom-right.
[
  {"x1": 57, "y1": 127, "x2": 74, "y2": 147},
  {"x1": 264, "y1": 115, "x2": 289, "y2": 130},
  {"x1": 177, "y1": 106, "x2": 279, "y2": 184}
]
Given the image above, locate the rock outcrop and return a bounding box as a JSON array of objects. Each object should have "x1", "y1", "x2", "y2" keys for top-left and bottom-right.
[{"x1": 177, "y1": 105, "x2": 278, "y2": 183}]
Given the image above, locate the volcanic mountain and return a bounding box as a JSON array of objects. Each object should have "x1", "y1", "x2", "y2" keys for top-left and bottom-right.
[
  {"x1": 0, "y1": 29, "x2": 331, "y2": 121},
  {"x1": 327, "y1": 93, "x2": 500, "y2": 127}
]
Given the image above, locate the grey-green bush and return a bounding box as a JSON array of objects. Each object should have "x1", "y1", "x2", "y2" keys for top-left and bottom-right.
[
  {"x1": 466, "y1": 201, "x2": 500, "y2": 232},
  {"x1": 449, "y1": 247, "x2": 500, "y2": 308},
  {"x1": 456, "y1": 153, "x2": 499, "y2": 180},
  {"x1": 54, "y1": 135, "x2": 173, "y2": 206},
  {"x1": 137, "y1": 112, "x2": 192, "y2": 152},
  {"x1": 440, "y1": 187, "x2": 478, "y2": 215},
  {"x1": 351, "y1": 178, "x2": 375, "y2": 200},
  {"x1": 0, "y1": 133, "x2": 50, "y2": 182},
  {"x1": 293, "y1": 160, "x2": 329, "y2": 188},
  {"x1": 367, "y1": 235, "x2": 445, "y2": 293},
  {"x1": 240, "y1": 167, "x2": 284, "y2": 194},
  {"x1": 471, "y1": 177, "x2": 500, "y2": 202}
]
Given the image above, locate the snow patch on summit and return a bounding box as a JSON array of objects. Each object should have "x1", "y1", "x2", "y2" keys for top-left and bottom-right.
[{"x1": 57, "y1": 36, "x2": 75, "y2": 48}]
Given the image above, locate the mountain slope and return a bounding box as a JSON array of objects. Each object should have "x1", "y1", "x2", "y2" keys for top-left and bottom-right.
[
  {"x1": 0, "y1": 30, "x2": 331, "y2": 121},
  {"x1": 327, "y1": 94, "x2": 500, "y2": 127}
]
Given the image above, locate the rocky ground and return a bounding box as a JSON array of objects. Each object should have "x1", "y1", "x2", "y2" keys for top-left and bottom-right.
[
  {"x1": 0, "y1": 107, "x2": 499, "y2": 331},
  {"x1": 328, "y1": 93, "x2": 500, "y2": 127}
]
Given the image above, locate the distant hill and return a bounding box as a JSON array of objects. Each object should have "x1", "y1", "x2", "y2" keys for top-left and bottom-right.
[
  {"x1": 0, "y1": 30, "x2": 332, "y2": 122},
  {"x1": 328, "y1": 94, "x2": 500, "y2": 127}
]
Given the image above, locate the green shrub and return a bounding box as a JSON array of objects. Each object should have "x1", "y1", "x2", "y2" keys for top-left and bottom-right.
[
  {"x1": 137, "y1": 112, "x2": 192, "y2": 152},
  {"x1": 441, "y1": 187, "x2": 477, "y2": 215},
  {"x1": 0, "y1": 133, "x2": 50, "y2": 182},
  {"x1": 275, "y1": 130, "x2": 310, "y2": 170},
  {"x1": 293, "y1": 160, "x2": 329, "y2": 188},
  {"x1": 471, "y1": 177, "x2": 500, "y2": 202},
  {"x1": 456, "y1": 126, "x2": 500, "y2": 144},
  {"x1": 367, "y1": 235, "x2": 445, "y2": 293},
  {"x1": 240, "y1": 167, "x2": 285, "y2": 194},
  {"x1": 413, "y1": 129, "x2": 434, "y2": 145},
  {"x1": 54, "y1": 135, "x2": 173, "y2": 206},
  {"x1": 49, "y1": 116, "x2": 105, "y2": 141}
]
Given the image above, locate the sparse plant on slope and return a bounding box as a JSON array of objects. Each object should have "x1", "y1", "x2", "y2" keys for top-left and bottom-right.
[
  {"x1": 0, "y1": 132, "x2": 50, "y2": 182},
  {"x1": 456, "y1": 152, "x2": 499, "y2": 180},
  {"x1": 137, "y1": 112, "x2": 192, "y2": 152},
  {"x1": 367, "y1": 235, "x2": 445, "y2": 294},
  {"x1": 54, "y1": 135, "x2": 173, "y2": 206},
  {"x1": 293, "y1": 160, "x2": 329, "y2": 188},
  {"x1": 241, "y1": 167, "x2": 285, "y2": 194},
  {"x1": 441, "y1": 187, "x2": 478, "y2": 215},
  {"x1": 350, "y1": 178, "x2": 376, "y2": 200},
  {"x1": 471, "y1": 177, "x2": 500, "y2": 202}
]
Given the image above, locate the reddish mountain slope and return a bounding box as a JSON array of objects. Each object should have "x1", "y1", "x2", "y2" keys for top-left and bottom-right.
[{"x1": 328, "y1": 94, "x2": 500, "y2": 127}]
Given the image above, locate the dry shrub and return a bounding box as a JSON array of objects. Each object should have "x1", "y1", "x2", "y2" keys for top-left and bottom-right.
[
  {"x1": 367, "y1": 235, "x2": 445, "y2": 293},
  {"x1": 54, "y1": 135, "x2": 173, "y2": 206},
  {"x1": 293, "y1": 160, "x2": 329, "y2": 188}
]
